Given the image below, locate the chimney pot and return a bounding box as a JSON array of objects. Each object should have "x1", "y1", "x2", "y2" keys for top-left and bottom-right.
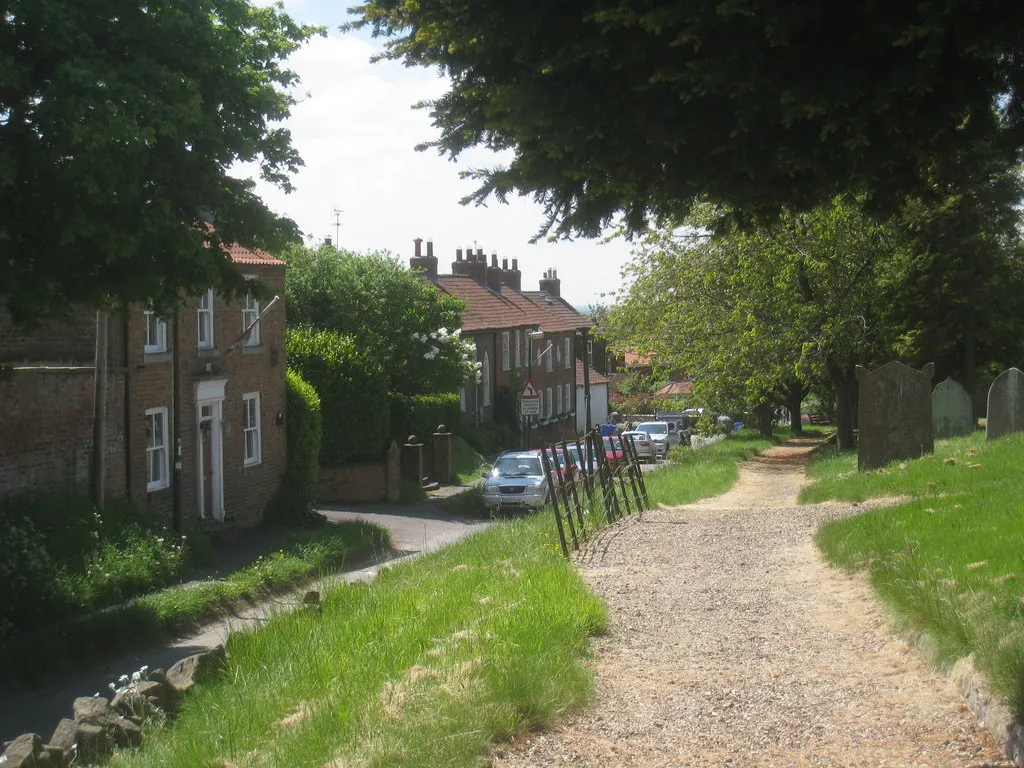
[
  {"x1": 512, "y1": 258, "x2": 518, "y2": 271},
  {"x1": 553, "y1": 269, "x2": 558, "y2": 279},
  {"x1": 413, "y1": 237, "x2": 423, "y2": 258},
  {"x1": 491, "y1": 253, "x2": 498, "y2": 268},
  {"x1": 476, "y1": 247, "x2": 484, "y2": 261},
  {"x1": 456, "y1": 248, "x2": 463, "y2": 262},
  {"x1": 426, "y1": 239, "x2": 433, "y2": 258},
  {"x1": 502, "y1": 258, "x2": 508, "y2": 270}
]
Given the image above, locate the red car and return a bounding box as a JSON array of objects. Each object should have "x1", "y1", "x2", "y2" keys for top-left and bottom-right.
[{"x1": 602, "y1": 435, "x2": 624, "y2": 467}]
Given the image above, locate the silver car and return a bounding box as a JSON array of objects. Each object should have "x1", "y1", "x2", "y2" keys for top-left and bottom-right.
[
  {"x1": 635, "y1": 421, "x2": 672, "y2": 458},
  {"x1": 481, "y1": 451, "x2": 550, "y2": 511},
  {"x1": 621, "y1": 430, "x2": 656, "y2": 462}
]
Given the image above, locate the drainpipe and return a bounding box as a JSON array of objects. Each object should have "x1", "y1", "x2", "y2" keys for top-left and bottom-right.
[
  {"x1": 123, "y1": 311, "x2": 132, "y2": 500},
  {"x1": 171, "y1": 308, "x2": 182, "y2": 533},
  {"x1": 91, "y1": 310, "x2": 108, "y2": 506}
]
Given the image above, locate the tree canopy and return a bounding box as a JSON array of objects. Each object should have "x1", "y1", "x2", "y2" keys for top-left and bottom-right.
[
  {"x1": 1, "y1": 0, "x2": 318, "y2": 324},
  {"x1": 283, "y1": 243, "x2": 474, "y2": 396},
  {"x1": 352, "y1": 0, "x2": 1024, "y2": 238}
]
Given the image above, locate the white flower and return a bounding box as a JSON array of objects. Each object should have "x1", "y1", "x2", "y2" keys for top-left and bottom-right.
[{"x1": 452, "y1": 328, "x2": 461, "y2": 338}]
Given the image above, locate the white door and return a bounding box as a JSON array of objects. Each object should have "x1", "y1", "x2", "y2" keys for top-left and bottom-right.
[{"x1": 197, "y1": 400, "x2": 225, "y2": 521}]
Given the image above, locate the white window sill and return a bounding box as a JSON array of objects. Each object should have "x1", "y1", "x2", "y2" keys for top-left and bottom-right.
[
  {"x1": 243, "y1": 459, "x2": 262, "y2": 470},
  {"x1": 147, "y1": 481, "x2": 169, "y2": 493}
]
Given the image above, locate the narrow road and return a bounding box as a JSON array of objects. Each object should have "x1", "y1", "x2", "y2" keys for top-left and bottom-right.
[{"x1": 492, "y1": 438, "x2": 1007, "y2": 767}]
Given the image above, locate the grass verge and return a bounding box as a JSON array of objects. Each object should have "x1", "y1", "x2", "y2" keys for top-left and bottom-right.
[
  {"x1": 108, "y1": 513, "x2": 606, "y2": 768},
  {"x1": 804, "y1": 430, "x2": 1024, "y2": 715},
  {"x1": 645, "y1": 429, "x2": 785, "y2": 506},
  {"x1": 0, "y1": 521, "x2": 390, "y2": 684},
  {"x1": 452, "y1": 435, "x2": 491, "y2": 486}
]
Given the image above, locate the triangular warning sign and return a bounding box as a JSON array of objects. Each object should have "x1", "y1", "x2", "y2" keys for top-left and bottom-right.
[{"x1": 521, "y1": 380, "x2": 539, "y2": 398}]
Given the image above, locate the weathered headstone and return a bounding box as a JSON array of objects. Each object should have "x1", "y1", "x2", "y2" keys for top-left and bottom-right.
[
  {"x1": 986, "y1": 367, "x2": 1024, "y2": 440},
  {"x1": 932, "y1": 378, "x2": 974, "y2": 438},
  {"x1": 855, "y1": 361, "x2": 934, "y2": 470}
]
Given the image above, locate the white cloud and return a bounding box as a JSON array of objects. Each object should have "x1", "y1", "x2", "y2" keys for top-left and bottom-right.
[{"x1": 248, "y1": 23, "x2": 633, "y2": 308}]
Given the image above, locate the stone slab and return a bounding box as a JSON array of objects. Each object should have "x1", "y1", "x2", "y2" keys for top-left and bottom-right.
[
  {"x1": 932, "y1": 377, "x2": 974, "y2": 438},
  {"x1": 986, "y1": 367, "x2": 1024, "y2": 441},
  {"x1": 856, "y1": 361, "x2": 934, "y2": 470}
]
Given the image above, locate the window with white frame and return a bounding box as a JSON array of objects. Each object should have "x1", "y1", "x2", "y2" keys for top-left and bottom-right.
[
  {"x1": 197, "y1": 289, "x2": 214, "y2": 349},
  {"x1": 546, "y1": 387, "x2": 553, "y2": 417},
  {"x1": 515, "y1": 330, "x2": 521, "y2": 368},
  {"x1": 502, "y1": 331, "x2": 510, "y2": 370},
  {"x1": 564, "y1": 337, "x2": 572, "y2": 369},
  {"x1": 143, "y1": 310, "x2": 167, "y2": 353},
  {"x1": 145, "y1": 407, "x2": 169, "y2": 491},
  {"x1": 565, "y1": 383, "x2": 572, "y2": 413},
  {"x1": 557, "y1": 385, "x2": 563, "y2": 415},
  {"x1": 482, "y1": 351, "x2": 491, "y2": 406},
  {"x1": 242, "y1": 287, "x2": 261, "y2": 346},
  {"x1": 243, "y1": 393, "x2": 262, "y2": 466},
  {"x1": 587, "y1": 340, "x2": 594, "y2": 367},
  {"x1": 545, "y1": 340, "x2": 553, "y2": 372}
]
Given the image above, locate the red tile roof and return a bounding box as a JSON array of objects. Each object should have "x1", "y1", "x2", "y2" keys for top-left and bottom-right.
[
  {"x1": 576, "y1": 359, "x2": 611, "y2": 386},
  {"x1": 523, "y1": 291, "x2": 595, "y2": 333},
  {"x1": 225, "y1": 242, "x2": 284, "y2": 266},
  {"x1": 656, "y1": 380, "x2": 694, "y2": 397},
  {"x1": 435, "y1": 275, "x2": 535, "y2": 332},
  {"x1": 623, "y1": 351, "x2": 653, "y2": 367}
]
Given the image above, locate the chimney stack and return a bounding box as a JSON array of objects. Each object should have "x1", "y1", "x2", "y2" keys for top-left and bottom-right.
[
  {"x1": 410, "y1": 236, "x2": 438, "y2": 277},
  {"x1": 501, "y1": 257, "x2": 522, "y2": 292},
  {"x1": 539, "y1": 266, "x2": 561, "y2": 297},
  {"x1": 464, "y1": 245, "x2": 486, "y2": 281},
  {"x1": 485, "y1": 252, "x2": 503, "y2": 293}
]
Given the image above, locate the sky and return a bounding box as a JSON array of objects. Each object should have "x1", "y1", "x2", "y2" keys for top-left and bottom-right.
[{"x1": 244, "y1": 0, "x2": 635, "y2": 310}]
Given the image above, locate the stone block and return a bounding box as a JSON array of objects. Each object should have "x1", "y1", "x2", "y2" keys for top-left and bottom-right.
[
  {"x1": 932, "y1": 377, "x2": 974, "y2": 438},
  {"x1": 986, "y1": 367, "x2": 1024, "y2": 441},
  {"x1": 856, "y1": 361, "x2": 934, "y2": 470},
  {"x1": 166, "y1": 644, "x2": 226, "y2": 695}
]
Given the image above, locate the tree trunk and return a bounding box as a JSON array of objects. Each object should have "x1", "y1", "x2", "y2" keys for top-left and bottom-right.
[
  {"x1": 826, "y1": 357, "x2": 857, "y2": 451},
  {"x1": 963, "y1": 306, "x2": 977, "y2": 416},
  {"x1": 756, "y1": 402, "x2": 774, "y2": 438},
  {"x1": 786, "y1": 379, "x2": 804, "y2": 436}
]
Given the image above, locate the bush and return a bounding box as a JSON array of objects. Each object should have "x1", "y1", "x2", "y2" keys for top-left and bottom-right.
[
  {"x1": 0, "y1": 496, "x2": 199, "y2": 643},
  {"x1": 268, "y1": 369, "x2": 324, "y2": 524},
  {"x1": 389, "y1": 392, "x2": 460, "y2": 442},
  {"x1": 287, "y1": 326, "x2": 391, "y2": 464},
  {"x1": 462, "y1": 422, "x2": 517, "y2": 457}
]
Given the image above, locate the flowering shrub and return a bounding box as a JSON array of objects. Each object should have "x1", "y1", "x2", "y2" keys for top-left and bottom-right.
[
  {"x1": 0, "y1": 496, "x2": 202, "y2": 643},
  {"x1": 411, "y1": 327, "x2": 481, "y2": 385}
]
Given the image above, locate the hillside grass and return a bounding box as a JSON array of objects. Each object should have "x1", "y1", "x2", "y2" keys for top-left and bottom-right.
[
  {"x1": 0, "y1": 522, "x2": 390, "y2": 683},
  {"x1": 452, "y1": 435, "x2": 491, "y2": 486},
  {"x1": 109, "y1": 514, "x2": 606, "y2": 768},
  {"x1": 803, "y1": 431, "x2": 1024, "y2": 715}
]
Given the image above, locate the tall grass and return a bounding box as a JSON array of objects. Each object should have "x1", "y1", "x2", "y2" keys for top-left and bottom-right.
[
  {"x1": 109, "y1": 513, "x2": 606, "y2": 768},
  {"x1": 806, "y1": 431, "x2": 1024, "y2": 715},
  {"x1": 452, "y1": 436, "x2": 490, "y2": 486},
  {"x1": 644, "y1": 429, "x2": 783, "y2": 506}
]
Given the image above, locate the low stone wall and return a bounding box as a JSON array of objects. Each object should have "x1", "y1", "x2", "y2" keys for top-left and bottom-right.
[{"x1": 316, "y1": 462, "x2": 387, "y2": 503}]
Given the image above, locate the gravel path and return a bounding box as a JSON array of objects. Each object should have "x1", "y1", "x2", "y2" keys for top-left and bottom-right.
[{"x1": 492, "y1": 438, "x2": 1008, "y2": 767}]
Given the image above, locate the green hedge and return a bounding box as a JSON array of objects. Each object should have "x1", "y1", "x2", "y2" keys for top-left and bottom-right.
[
  {"x1": 286, "y1": 327, "x2": 391, "y2": 464},
  {"x1": 389, "y1": 392, "x2": 460, "y2": 443},
  {"x1": 268, "y1": 369, "x2": 323, "y2": 524}
]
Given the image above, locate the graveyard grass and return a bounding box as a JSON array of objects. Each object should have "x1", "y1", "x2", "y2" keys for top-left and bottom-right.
[
  {"x1": 108, "y1": 513, "x2": 607, "y2": 768},
  {"x1": 804, "y1": 431, "x2": 1024, "y2": 716}
]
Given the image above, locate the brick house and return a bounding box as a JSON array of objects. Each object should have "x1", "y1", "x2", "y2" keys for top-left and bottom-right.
[
  {"x1": 409, "y1": 239, "x2": 604, "y2": 448},
  {"x1": 0, "y1": 243, "x2": 287, "y2": 531}
]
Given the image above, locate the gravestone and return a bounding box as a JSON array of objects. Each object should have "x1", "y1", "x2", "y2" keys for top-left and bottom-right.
[
  {"x1": 932, "y1": 378, "x2": 974, "y2": 438},
  {"x1": 986, "y1": 367, "x2": 1024, "y2": 441},
  {"x1": 855, "y1": 361, "x2": 934, "y2": 471}
]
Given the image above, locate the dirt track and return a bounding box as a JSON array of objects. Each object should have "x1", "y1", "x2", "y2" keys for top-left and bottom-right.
[{"x1": 491, "y1": 438, "x2": 1008, "y2": 767}]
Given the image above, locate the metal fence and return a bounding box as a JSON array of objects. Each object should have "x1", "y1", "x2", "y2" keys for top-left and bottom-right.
[{"x1": 539, "y1": 428, "x2": 649, "y2": 557}]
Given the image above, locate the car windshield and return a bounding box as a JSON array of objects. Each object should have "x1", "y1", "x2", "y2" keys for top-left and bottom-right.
[
  {"x1": 493, "y1": 456, "x2": 542, "y2": 477},
  {"x1": 639, "y1": 423, "x2": 668, "y2": 435},
  {"x1": 626, "y1": 432, "x2": 650, "y2": 442},
  {"x1": 603, "y1": 436, "x2": 622, "y2": 451}
]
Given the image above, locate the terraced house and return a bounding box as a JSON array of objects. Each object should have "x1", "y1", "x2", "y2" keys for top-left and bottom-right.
[
  {"x1": 0, "y1": 243, "x2": 287, "y2": 531},
  {"x1": 409, "y1": 239, "x2": 602, "y2": 447}
]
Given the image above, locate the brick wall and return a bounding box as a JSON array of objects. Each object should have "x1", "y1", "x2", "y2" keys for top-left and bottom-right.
[
  {"x1": 0, "y1": 367, "x2": 125, "y2": 500},
  {"x1": 316, "y1": 463, "x2": 386, "y2": 503},
  {"x1": 0, "y1": 306, "x2": 98, "y2": 364}
]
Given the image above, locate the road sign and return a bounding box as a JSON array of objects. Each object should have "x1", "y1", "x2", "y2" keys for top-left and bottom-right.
[{"x1": 520, "y1": 380, "x2": 541, "y2": 416}]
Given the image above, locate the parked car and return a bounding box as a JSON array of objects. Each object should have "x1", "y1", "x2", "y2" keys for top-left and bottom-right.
[
  {"x1": 635, "y1": 421, "x2": 672, "y2": 458},
  {"x1": 481, "y1": 451, "x2": 550, "y2": 512},
  {"x1": 602, "y1": 435, "x2": 625, "y2": 467},
  {"x1": 621, "y1": 430, "x2": 656, "y2": 462}
]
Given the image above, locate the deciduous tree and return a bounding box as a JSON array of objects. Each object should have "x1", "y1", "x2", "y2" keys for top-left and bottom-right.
[
  {"x1": 1, "y1": 0, "x2": 317, "y2": 324},
  {"x1": 352, "y1": 0, "x2": 1024, "y2": 238}
]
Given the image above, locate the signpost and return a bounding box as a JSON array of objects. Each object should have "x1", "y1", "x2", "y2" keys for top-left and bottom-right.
[{"x1": 520, "y1": 379, "x2": 541, "y2": 417}]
